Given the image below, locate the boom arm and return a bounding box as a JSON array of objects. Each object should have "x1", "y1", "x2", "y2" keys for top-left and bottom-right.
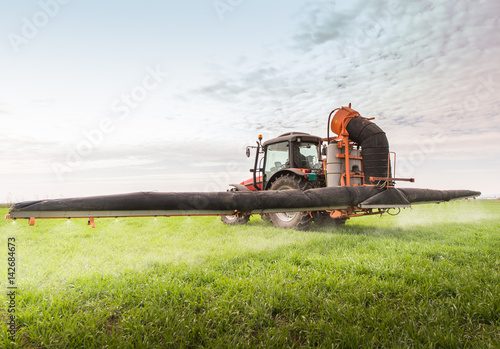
[{"x1": 6, "y1": 187, "x2": 480, "y2": 226}]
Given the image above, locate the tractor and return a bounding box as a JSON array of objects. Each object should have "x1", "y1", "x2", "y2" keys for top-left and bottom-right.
[{"x1": 221, "y1": 132, "x2": 337, "y2": 229}]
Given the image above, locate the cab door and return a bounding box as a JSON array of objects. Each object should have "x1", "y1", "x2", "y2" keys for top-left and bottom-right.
[{"x1": 262, "y1": 141, "x2": 290, "y2": 188}]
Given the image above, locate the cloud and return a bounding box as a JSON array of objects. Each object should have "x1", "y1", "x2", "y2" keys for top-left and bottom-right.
[
  {"x1": 192, "y1": 0, "x2": 500, "y2": 135},
  {"x1": 0, "y1": 99, "x2": 11, "y2": 115},
  {"x1": 291, "y1": 0, "x2": 354, "y2": 50}
]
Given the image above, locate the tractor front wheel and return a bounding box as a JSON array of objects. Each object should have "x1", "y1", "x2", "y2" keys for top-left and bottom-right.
[
  {"x1": 221, "y1": 214, "x2": 250, "y2": 225},
  {"x1": 261, "y1": 214, "x2": 271, "y2": 221},
  {"x1": 268, "y1": 175, "x2": 312, "y2": 231},
  {"x1": 221, "y1": 187, "x2": 250, "y2": 225}
]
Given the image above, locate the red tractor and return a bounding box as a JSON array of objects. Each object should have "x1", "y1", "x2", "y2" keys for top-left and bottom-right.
[{"x1": 221, "y1": 131, "x2": 335, "y2": 229}]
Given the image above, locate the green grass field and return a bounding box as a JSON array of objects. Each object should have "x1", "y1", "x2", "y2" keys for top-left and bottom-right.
[{"x1": 1, "y1": 200, "x2": 499, "y2": 348}]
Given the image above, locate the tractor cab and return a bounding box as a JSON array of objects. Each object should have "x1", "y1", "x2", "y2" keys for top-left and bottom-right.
[{"x1": 244, "y1": 132, "x2": 324, "y2": 191}]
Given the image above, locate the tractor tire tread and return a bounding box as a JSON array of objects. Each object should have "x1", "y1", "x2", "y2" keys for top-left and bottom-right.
[{"x1": 268, "y1": 174, "x2": 313, "y2": 230}]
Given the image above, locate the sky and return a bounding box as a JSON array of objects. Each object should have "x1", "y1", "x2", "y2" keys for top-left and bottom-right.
[{"x1": 1, "y1": 0, "x2": 499, "y2": 202}]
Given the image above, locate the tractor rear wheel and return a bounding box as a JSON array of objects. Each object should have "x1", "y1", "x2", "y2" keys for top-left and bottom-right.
[{"x1": 268, "y1": 175, "x2": 312, "y2": 231}]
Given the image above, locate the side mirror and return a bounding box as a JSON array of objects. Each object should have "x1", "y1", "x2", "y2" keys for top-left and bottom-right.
[
  {"x1": 246, "y1": 148, "x2": 251, "y2": 158},
  {"x1": 321, "y1": 144, "x2": 327, "y2": 156}
]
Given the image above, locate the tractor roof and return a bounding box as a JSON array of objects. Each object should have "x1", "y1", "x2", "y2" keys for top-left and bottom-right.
[{"x1": 263, "y1": 132, "x2": 322, "y2": 147}]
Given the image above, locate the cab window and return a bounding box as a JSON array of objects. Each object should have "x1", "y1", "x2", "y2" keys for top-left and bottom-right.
[
  {"x1": 264, "y1": 142, "x2": 289, "y2": 177},
  {"x1": 293, "y1": 142, "x2": 321, "y2": 169}
]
